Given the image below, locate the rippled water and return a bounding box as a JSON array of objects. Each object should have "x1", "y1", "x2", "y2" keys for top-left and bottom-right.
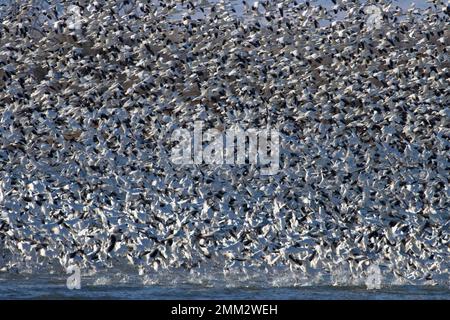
[{"x1": 1, "y1": 272, "x2": 449, "y2": 300}]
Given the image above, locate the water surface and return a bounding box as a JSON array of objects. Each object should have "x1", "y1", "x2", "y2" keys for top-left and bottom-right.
[{"x1": 1, "y1": 272, "x2": 448, "y2": 300}]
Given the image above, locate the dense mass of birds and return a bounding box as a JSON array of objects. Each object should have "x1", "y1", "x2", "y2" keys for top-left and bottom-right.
[{"x1": 0, "y1": 0, "x2": 449, "y2": 285}]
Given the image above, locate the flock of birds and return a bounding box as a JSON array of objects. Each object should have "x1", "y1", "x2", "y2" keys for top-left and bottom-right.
[{"x1": 0, "y1": 0, "x2": 449, "y2": 286}]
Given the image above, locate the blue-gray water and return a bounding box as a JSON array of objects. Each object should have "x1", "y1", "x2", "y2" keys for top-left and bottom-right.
[{"x1": 1, "y1": 273, "x2": 449, "y2": 300}]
